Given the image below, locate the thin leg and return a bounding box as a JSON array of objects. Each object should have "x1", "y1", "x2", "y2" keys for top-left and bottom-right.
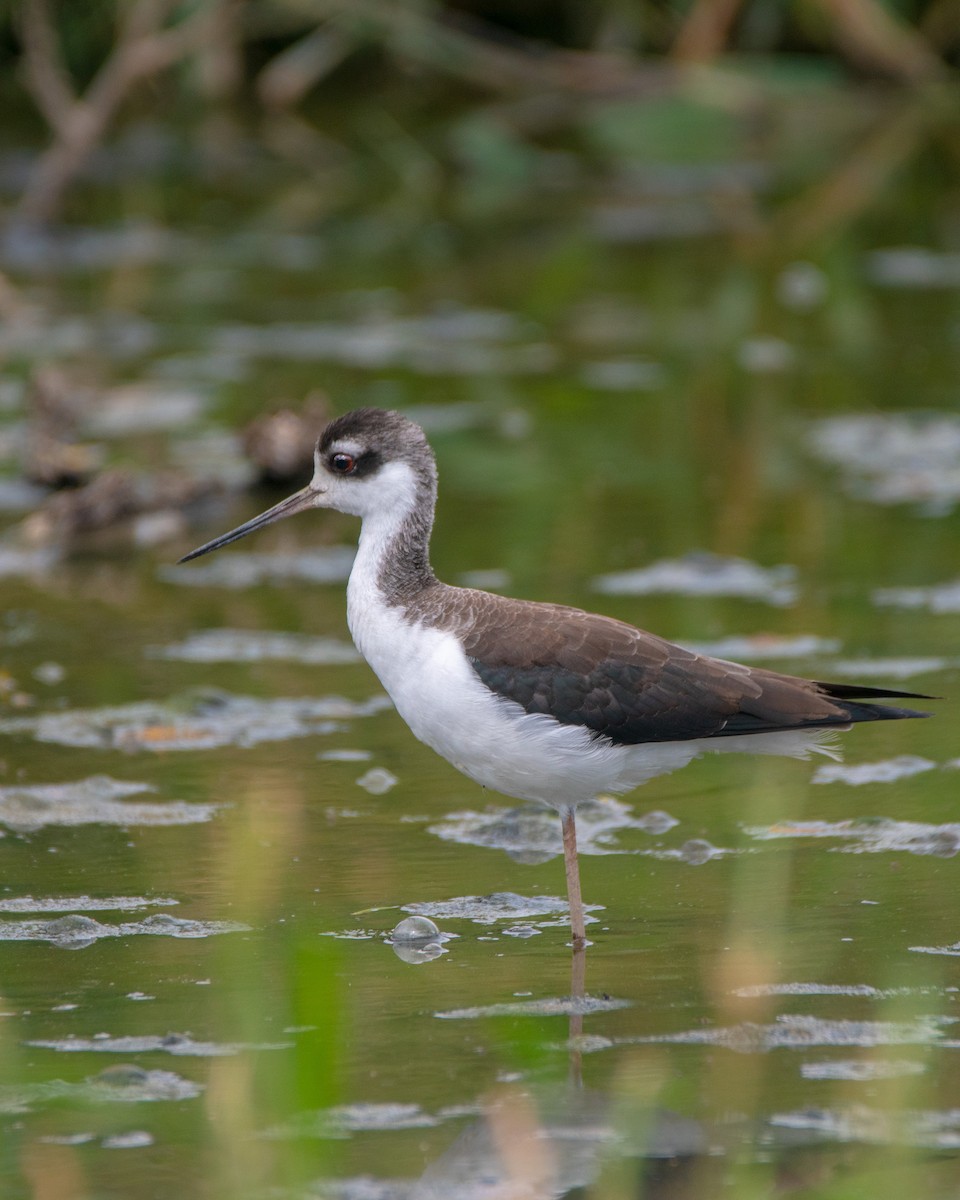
[
  {"x1": 561, "y1": 807, "x2": 586, "y2": 947},
  {"x1": 568, "y1": 938, "x2": 586, "y2": 1087}
]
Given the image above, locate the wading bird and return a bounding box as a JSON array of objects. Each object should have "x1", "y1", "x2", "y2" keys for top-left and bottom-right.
[{"x1": 181, "y1": 408, "x2": 932, "y2": 945}]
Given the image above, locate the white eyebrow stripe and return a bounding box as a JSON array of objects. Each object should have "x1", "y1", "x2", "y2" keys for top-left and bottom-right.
[{"x1": 328, "y1": 439, "x2": 367, "y2": 457}]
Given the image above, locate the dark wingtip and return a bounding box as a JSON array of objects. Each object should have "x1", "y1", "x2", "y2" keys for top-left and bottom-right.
[{"x1": 814, "y1": 681, "x2": 940, "y2": 703}]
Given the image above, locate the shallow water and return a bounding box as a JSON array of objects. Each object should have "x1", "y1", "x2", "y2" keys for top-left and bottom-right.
[{"x1": 1, "y1": 93, "x2": 960, "y2": 1200}]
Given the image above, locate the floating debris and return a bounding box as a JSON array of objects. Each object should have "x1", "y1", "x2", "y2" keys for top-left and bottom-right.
[
  {"x1": 32, "y1": 661, "x2": 66, "y2": 685},
  {"x1": 28, "y1": 1032, "x2": 290, "y2": 1057},
  {"x1": 812, "y1": 756, "x2": 938, "y2": 786},
  {"x1": 457, "y1": 568, "x2": 511, "y2": 590},
  {"x1": 801, "y1": 1059, "x2": 925, "y2": 1081},
  {"x1": 737, "y1": 337, "x2": 794, "y2": 374},
  {"x1": 680, "y1": 634, "x2": 840, "y2": 660},
  {"x1": 808, "y1": 413, "x2": 960, "y2": 513},
  {"x1": 874, "y1": 580, "x2": 960, "y2": 613},
  {"x1": 777, "y1": 261, "x2": 828, "y2": 310},
  {"x1": 149, "y1": 629, "x2": 360, "y2": 665},
  {"x1": 320, "y1": 929, "x2": 378, "y2": 941},
  {"x1": 0, "y1": 1066, "x2": 202, "y2": 1114},
  {"x1": 428, "y1": 797, "x2": 672, "y2": 864},
  {"x1": 83, "y1": 383, "x2": 209, "y2": 437},
  {"x1": 820, "y1": 656, "x2": 952, "y2": 680},
  {"x1": 0, "y1": 912, "x2": 250, "y2": 948},
  {"x1": 0, "y1": 776, "x2": 216, "y2": 830},
  {"x1": 629, "y1": 1014, "x2": 955, "y2": 1053},
  {"x1": 910, "y1": 941, "x2": 960, "y2": 958},
  {"x1": 0, "y1": 312, "x2": 157, "y2": 362},
  {"x1": 160, "y1": 546, "x2": 355, "y2": 589},
  {"x1": 290, "y1": 1176, "x2": 415, "y2": 1195},
  {"x1": 320, "y1": 749, "x2": 372, "y2": 762},
  {"x1": 593, "y1": 552, "x2": 797, "y2": 606},
  {"x1": 401, "y1": 892, "x2": 601, "y2": 926},
  {"x1": 0, "y1": 478, "x2": 47, "y2": 513},
  {"x1": 0, "y1": 895, "x2": 177, "y2": 913},
  {"x1": 0, "y1": 690, "x2": 391, "y2": 752},
  {"x1": 168, "y1": 428, "x2": 253, "y2": 488},
  {"x1": 401, "y1": 400, "x2": 496, "y2": 435},
  {"x1": 0, "y1": 222, "x2": 189, "y2": 275},
  {"x1": 747, "y1": 816, "x2": 960, "y2": 858},
  {"x1": 22, "y1": 468, "x2": 221, "y2": 545},
  {"x1": 101, "y1": 1131, "x2": 155, "y2": 1150},
  {"x1": 731, "y1": 983, "x2": 933, "y2": 1000},
  {"x1": 436, "y1": 995, "x2": 630, "y2": 1020},
  {"x1": 769, "y1": 1104, "x2": 960, "y2": 1150},
  {"x1": 579, "y1": 358, "x2": 666, "y2": 392},
  {"x1": 0, "y1": 544, "x2": 58, "y2": 579},
  {"x1": 211, "y1": 310, "x2": 555, "y2": 376},
  {"x1": 264, "y1": 1103, "x2": 440, "y2": 1140},
  {"x1": 867, "y1": 247, "x2": 960, "y2": 289}
]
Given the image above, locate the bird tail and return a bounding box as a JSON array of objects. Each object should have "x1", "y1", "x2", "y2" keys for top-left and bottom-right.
[{"x1": 814, "y1": 681, "x2": 935, "y2": 723}]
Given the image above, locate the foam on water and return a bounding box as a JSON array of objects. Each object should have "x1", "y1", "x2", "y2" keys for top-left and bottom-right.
[
  {"x1": 159, "y1": 546, "x2": 356, "y2": 589},
  {"x1": 28, "y1": 1032, "x2": 290, "y2": 1056},
  {"x1": 0, "y1": 912, "x2": 250, "y2": 947},
  {"x1": 747, "y1": 816, "x2": 960, "y2": 857},
  {"x1": 0, "y1": 690, "x2": 391, "y2": 751},
  {"x1": 592, "y1": 552, "x2": 797, "y2": 605},
  {"x1": 401, "y1": 892, "x2": 600, "y2": 926},
  {"x1": 0, "y1": 776, "x2": 215, "y2": 830},
  {"x1": 149, "y1": 629, "x2": 361, "y2": 664}
]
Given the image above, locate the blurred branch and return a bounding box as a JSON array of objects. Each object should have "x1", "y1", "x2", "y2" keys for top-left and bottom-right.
[
  {"x1": 14, "y1": 0, "x2": 216, "y2": 227},
  {"x1": 275, "y1": 0, "x2": 677, "y2": 97},
  {"x1": 769, "y1": 89, "x2": 944, "y2": 249},
  {"x1": 256, "y1": 25, "x2": 353, "y2": 109},
  {"x1": 16, "y1": 0, "x2": 77, "y2": 137},
  {"x1": 811, "y1": 0, "x2": 946, "y2": 82},
  {"x1": 921, "y1": 0, "x2": 960, "y2": 51},
  {"x1": 673, "y1": 0, "x2": 746, "y2": 63},
  {"x1": 194, "y1": 0, "x2": 245, "y2": 101}
]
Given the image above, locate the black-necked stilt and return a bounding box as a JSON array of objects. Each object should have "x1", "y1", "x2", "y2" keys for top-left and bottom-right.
[{"x1": 181, "y1": 408, "x2": 933, "y2": 945}]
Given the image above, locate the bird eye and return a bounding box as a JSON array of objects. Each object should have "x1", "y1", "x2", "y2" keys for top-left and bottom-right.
[{"x1": 330, "y1": 453, "x2": 356, "y2": 474}]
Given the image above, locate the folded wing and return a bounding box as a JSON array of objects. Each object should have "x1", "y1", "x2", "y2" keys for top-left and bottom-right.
[{"x1": 458, "y1": 595, "x2": 932, "y2": 746}]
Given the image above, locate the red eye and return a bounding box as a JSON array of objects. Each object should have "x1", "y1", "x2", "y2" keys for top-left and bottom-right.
[{"x1": 331, "y1": 453, "x2": 355, "y2": 474}]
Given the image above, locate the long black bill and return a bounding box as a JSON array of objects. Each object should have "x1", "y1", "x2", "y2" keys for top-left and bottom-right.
[{"x1": 178, "y1": 485, "x2": 319, "y2": 563}]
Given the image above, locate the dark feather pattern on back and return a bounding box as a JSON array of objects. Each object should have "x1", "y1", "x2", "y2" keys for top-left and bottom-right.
[{"x1": 402, "y1": 585, "x2": 932, "y2": 746}]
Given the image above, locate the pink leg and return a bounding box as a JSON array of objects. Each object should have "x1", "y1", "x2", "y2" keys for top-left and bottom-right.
[{"x1": 561, "y1": 808, "x2": 586, "y2": 947}]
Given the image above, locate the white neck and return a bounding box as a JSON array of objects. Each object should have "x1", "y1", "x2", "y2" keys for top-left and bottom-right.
[{"x1": 345, "y1": 462, "x2": 437, "y2": 652}]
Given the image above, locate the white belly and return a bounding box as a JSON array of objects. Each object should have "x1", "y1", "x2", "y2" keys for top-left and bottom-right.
[
  {"x1": 347, "y1": 589, "x2": 841, "y2": 810},
  {"x1": 347, "y1": 592, "x2": 702, "y2": 808}
]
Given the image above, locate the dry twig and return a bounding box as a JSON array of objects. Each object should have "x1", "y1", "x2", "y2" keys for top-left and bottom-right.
[{"x1": 15, "y1": 0, "x2": 215, "y2": 226}]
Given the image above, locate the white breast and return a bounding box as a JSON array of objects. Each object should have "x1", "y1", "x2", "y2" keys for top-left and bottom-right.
[
  {"x1": 344, "y1": 511, "x2": 839, "y2": 810},
  {"x1": 348, "y1": 576, "x2": 711, "y2": 808}
]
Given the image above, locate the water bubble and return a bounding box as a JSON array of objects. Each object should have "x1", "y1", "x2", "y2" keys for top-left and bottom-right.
[
  {"x1": 678, "y1": 839, "x2": 720, "y2": 865},
  {"x1": 356, "y1": 768, "x2": 398, "y2": 795},
  {"x1": 391, "y1": 916, "x2": 440, "y2": 942}
]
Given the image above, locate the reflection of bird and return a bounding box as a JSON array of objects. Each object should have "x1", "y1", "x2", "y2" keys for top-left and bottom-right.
[{"x1": 181, "y1": 408, "x2": 933, "y2": 945}]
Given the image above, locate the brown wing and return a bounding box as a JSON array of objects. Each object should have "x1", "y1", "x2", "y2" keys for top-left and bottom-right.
[{"x1": 435, "y1": 590, "x2": 931, "y2": 746}]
